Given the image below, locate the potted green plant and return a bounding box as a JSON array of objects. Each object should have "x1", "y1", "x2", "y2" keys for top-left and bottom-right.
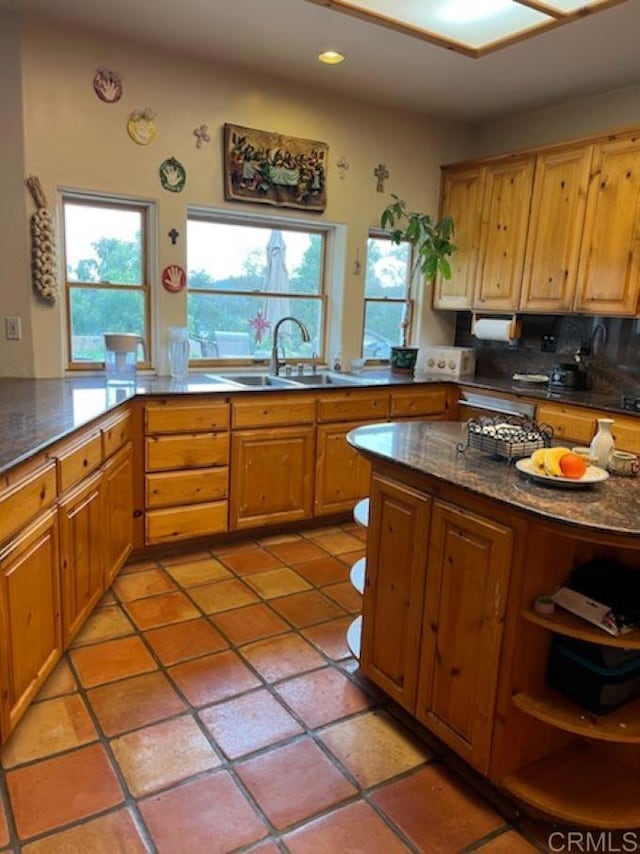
[{"x1": 380, "y1": 194, "x2": 456, "y2": 372}]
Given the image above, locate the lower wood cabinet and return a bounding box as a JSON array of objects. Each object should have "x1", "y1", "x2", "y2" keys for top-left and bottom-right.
[
  {"x1": 416, "y1": 500, "x2": 513, "y2": 774},
  {"x1": 315, "y1": 421, "x2": 375, "y2": 517},
  {"x1": 230, "y1": 426, "x2": 315, "y2": 530},
  {"x1": 103, "y1": 442, "x2": 133, "y2": 587},
  {"x1": 361, "y1": 474, "x2": 431, "y2": 710},
  {"x1": 58, "y1": 470, "x2": 104, "y2": 646},
  {"x1": 0, "y1": 509, "x2": 61, "y2": 738}
]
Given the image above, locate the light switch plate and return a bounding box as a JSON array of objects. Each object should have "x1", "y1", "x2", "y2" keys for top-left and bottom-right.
[{"x1": 5, "y1": 317, "x2": 22, "y2": 340}]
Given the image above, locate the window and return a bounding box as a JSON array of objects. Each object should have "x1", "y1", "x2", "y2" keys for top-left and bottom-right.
[
  {"x1": 187, "y1": 216, "x2": 326, "y2": 363},
  {"x1": 63, "y1": 196, "x2": 151, "y2": 368},
  {"x1": 362, "y1": 234, "x2": 412, "y2": 360}
]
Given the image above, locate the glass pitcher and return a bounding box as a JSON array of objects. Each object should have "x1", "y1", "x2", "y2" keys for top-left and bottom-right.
[{"x1": 168, "y1": 326, "x2": 190, "y2": 380}]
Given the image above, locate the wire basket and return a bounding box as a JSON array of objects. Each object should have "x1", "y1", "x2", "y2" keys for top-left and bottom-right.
[{"x1": 457, "y1": 415, "x2": 554, "y2": 462}]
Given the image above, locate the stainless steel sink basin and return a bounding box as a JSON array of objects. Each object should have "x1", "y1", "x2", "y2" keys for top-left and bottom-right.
[
  {"x1": 288, "y1": 373, "x2": 365, "y2": 386},
  {"x1": 207, "y1": 373, "x2": 299, "y2": 387}
]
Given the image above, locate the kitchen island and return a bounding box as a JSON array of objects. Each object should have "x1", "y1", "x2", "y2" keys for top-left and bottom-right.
[{"x1": 349, "y1": 420, "x2": 640, "y2": 830}]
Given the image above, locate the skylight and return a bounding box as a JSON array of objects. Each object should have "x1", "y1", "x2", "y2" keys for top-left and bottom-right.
[{"x1": 306, "y1": 0, "x2": 630, "y2": 57}]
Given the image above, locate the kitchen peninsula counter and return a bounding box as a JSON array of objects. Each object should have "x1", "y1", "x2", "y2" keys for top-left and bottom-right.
[{"x1": 348, "y1": 420, "x2": 640, "y2": 537}]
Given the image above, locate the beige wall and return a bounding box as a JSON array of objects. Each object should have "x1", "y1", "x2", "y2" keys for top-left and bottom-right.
[
  {"x1": 0, "y1": 11, "x2": 34, "y2": 377},
  {"x1": 13, "y1": 17, "x2": 472, "y2": 377},
  {"x1": 469, "y1": 82, "x2": 640, "y2": 158}
]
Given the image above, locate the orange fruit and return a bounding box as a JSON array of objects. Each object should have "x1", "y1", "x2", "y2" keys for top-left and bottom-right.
[{"x1": 559, "y1": 452, "x2": 587, "y2": 479}]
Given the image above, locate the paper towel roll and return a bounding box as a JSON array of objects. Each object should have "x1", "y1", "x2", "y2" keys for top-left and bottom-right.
[{"x1": 473, "y1": 318, "x2": 515, "y2": 342}]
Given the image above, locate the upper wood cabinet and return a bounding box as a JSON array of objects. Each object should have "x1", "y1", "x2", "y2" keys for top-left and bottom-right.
[
  {"x1": 520, "y1": 145, "x2": 592, "y2": 313},
  {"x1": 575, "y1": 134, "x2": 640, "y2": 315},
  {"x1": 474, "y1": 157, "x2": 535, "y2": 312},
  {"x1": 433, "y1": 166, "x2": 485, "y2": 310}
]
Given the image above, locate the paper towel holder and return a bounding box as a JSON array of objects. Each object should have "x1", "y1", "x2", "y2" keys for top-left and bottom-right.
[{"x1": 472, "y1": 313, "x2": 521, "y2": 342}]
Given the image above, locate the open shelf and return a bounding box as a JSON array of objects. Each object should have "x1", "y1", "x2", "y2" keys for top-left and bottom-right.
[
  {"x1": 353, "y1": 498, "x2": 369, "y2": 529},
  {"x1": 523, "y1": 607, "x2": 640, "y2": 650},
  {"x1": 347, "y1": 615, "x2": 362, "y2": 660},
  {"x1": 350, "y1": 556, "x2": 366, "y2": 595},
  {"x1": 513, "y1": 688, "x2": 640, "y2": 743},
  {"x1": 503, "y1": 741, "x2": 640, "y2": 829}
]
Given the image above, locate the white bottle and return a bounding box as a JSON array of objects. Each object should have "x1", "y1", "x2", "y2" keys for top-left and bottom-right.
[{"x1": 590, "y1": 418, "x2": 615, "y2": 469}]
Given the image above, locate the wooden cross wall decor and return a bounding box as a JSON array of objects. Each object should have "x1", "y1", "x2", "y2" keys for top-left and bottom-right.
[
  {"x1": 168, "y1": 228, "x2": 180, "y2": 245},
  {"x1": 374, "y1": 163, "x2": 389, "y2": 192}
]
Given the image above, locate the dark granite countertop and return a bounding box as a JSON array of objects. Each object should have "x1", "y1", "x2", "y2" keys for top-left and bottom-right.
[
  {"x1": 348, "y1": 421, "x2": 639, "y2": 537},
  {"x1": 0, "y1": 370, "x2": 637, "y2": 478}
]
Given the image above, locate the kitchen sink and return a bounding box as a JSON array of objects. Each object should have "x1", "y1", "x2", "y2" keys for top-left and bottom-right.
[
  {"x1": 206, "y1": 373, "x2": 299, "y2": 387},
  {"x1": 288, "y1": 372, "x2": 366, "y2": 387}
]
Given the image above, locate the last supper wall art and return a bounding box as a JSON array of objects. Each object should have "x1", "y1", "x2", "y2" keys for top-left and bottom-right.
[{"x1": 224, "y1": 123, "x2": 328, "y2": 212}]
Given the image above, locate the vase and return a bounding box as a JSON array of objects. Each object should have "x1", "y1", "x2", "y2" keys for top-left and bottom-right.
[
  {"x1": 589, "y1": 418, "x2": 615, "y2": 468},
  {"x1": 389, "y1": 345, "x2": 419, "y2": 374}
]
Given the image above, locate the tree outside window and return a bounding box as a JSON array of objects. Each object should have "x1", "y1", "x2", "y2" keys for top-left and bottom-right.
[{"x1": 362, "y1": 235, "x2": 412, "y2": 360}]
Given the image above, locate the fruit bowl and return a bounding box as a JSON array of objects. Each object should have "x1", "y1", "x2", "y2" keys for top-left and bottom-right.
[{"x1": 515, "y1": 458, "x2": 609, "y2": 488}]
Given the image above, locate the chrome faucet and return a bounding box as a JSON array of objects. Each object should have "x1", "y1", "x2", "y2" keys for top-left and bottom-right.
[{"x1": 269, "y1": 316, "x2": 311, "y2": 376}]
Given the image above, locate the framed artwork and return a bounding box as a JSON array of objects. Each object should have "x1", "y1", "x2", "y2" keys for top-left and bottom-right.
[{"x1": 224, "y1": 123, "x2": 328, "y2": 212}]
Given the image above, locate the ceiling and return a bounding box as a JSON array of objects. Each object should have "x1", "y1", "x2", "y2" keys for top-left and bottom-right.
[{"x1": 3, "y1": 0, "x2": 640, "y2": 121}]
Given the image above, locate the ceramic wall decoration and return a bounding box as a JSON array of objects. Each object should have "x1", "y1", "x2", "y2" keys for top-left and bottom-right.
[
  {"x1": 224, "y1": 123, "x2": 328, "y2": 211},
  {"x1": 93, "y1": 68, "x2": 123, "y2": 103},
  {"x1": 162, "y1": 264, "x2": 186, "y2": 293},
  {"x1": 127, "y1": 109, "x2": 157, "y2": 145},
  {"x1": 26, "y1": 175, "x2": 59, "y2": 304},
  {"x1": 159, "y1": 157, "x2": 187, "y2": 193},
  {"x1": 193, "y1": 124, "x2": 211, "y2": 148}
]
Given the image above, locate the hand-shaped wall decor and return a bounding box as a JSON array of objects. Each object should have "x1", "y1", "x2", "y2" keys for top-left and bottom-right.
[
  {"x1": 93, "y1": 68, "x2": 123, "y2": 103},
  {"x1": 159, "y1": 157, "x2": 187, "y2": 193},
  {"x1": 128, "y1": 109, "x2": 157, "y2": 145},
  {"x1": 162, "y1": 264, "x2": 187, "y2": 293}
]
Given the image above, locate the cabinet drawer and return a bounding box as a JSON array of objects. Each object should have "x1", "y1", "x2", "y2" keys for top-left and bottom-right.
[
  {"x1": 145, "y1": 501, "x2": 228, "y2": 545},
  {"x1": 145, "y1": 401, "x2": 230, "y2": 434},
  {"x1": 145, "y1": 433, "x2": 229, "y2": 472},
  {"x1": 610, "y1": 417, "x2": 640, "y2": 454},
  {"x1": 317, "y1": 390, "x2": 390, "y2": 423},
  {"x1": 101, "y1": 410, "x2": 131, "y2": 459},
  {"x1": 231, "y1": 394, "x2": 315, "y2": 429},
  {"x1": 146, "y1": 467, "x2": 228, "y2": 509},
  {"x1": 536, "y1": 404, "x2": 597, "y2": 444},
  {"x1": 0, "y1": 463, "x2": 57, "y2": 544},
  {"x1": 55, "y1": 432, "x2": 103, "y2": 493},
  {"x1": 390, "y1": 387, "x2": 449, "y2": 418}
]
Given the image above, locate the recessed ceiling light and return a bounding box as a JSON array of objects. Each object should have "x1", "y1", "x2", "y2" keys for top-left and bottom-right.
[{"x1": 317, "y1": 50, "x2": 346, "y2": 65}]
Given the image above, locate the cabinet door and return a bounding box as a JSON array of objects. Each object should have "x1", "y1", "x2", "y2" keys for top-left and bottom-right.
[
  {"x1": 230, "y1": 427, "x2": 315, "y2": 529},
  {"x1": 433, "y1": 166, "x2": 485, "y2": 310},
  {"x1": 103, "y1": 443, "x2": 133, "y2": 587},
  {"x1": 315, "y1": 421, "x2": 373, "y2": 516},
  {"x1": 576, "y1": 135, "x2": 640, "y2": 315},
  {"x1": 59, "y1": 471, "x2": 104, "y2": 646},
  {"x1": 475, "y1": 157, "x2": 535, "y2": 311},
  {"x1": 417, "y1": 500, "x2": 512, "y2": 774},
  {"x1": 361, "y1": 474, "x2": 431, "y2": 711},
  {"x1": 0, "y1": 510, "x2": 61, "y2": 739},
  {"x1": 520, "y1": 145, "x2": 592, "y2": 313}
]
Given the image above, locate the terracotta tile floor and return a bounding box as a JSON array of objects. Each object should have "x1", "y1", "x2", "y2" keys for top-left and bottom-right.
[{"x1": 0, "y1": 522, "x2": 553, "y2": 852}]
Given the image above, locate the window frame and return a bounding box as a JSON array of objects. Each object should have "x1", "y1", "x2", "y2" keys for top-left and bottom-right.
[
  {"x1": 61, "y1": 193, "x2": 152, "y2": 371},
  {"x1": 362, "y1": 230, "x2": 414, "y2": 364},
  {"x1": 186, "y1": 211, "x2": 328, "y2": 368}
]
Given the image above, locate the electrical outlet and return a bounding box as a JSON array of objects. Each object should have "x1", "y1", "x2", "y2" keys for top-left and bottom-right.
[
  {"x1": 5, "y1": 317, "x2": 22, "y2": 341},
  {"x1": 541, "y1": 335, "x2": 556, "y2": 353}
]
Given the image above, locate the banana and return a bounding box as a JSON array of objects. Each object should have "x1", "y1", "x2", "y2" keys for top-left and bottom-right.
[
  {"x1": 531, "y1": 448, "x2": 548, "y2": 473},
  {"x1": 543, "y1": 447, "x2": 571, "y2": 477}
]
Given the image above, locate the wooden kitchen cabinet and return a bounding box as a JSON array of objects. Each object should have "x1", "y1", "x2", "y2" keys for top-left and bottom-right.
[
  {"x1": 575, "y1": 134, "x2": 640, "y2": 315},
  {"x1": 315, "y1": 421, "x2": 374, "y2": 516},
  {"x1": 433, "y1": 165, "x2": 485, "y2": 310},
  {"x1": 58, "y1": 470, "x2": 104, "y2": 645},
  {"x1": 0, "y1": 509, "x2": 62, "y2": 738},
  {"x1": 474, "y1": 156, "x2": 535, "y2": 312},
  {"x1": 230, "y1": 426, "x2": 315, "y2": 529},
  {"x1": 416, "y1": 500, "x2": 513, "y2": 774},
  {"x1": 144, "y1": 398, "x2": 230, "y2": 545},
  {"x1": 102, "y1": 442, "x2": 133, "y2": 587},
  {"x1": 361, "y1": 474, "x2": 431, "y2": 710},
  {"x1": 520, "y1": 145, "x2": 592, "y2": 313}
]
